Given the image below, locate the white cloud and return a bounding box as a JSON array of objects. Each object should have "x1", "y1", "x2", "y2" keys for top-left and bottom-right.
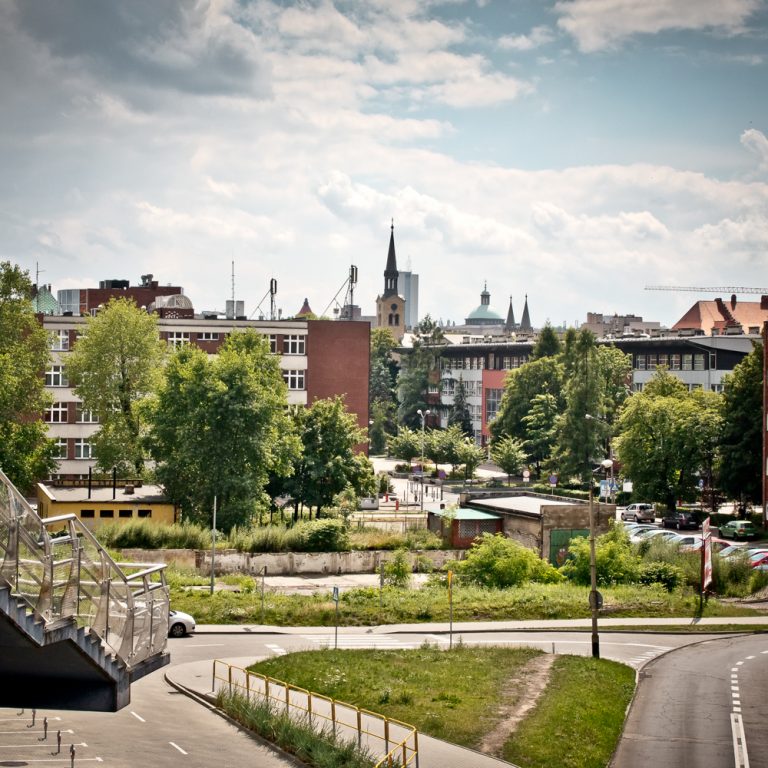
[
  {"x1": 499, "y1": 26, "x2": 555, "y2": 52},
  {"x1": 554, "y1": 0, "x2": 762, "y2": 52},
  {"x1": 741, "y1": 128, "x2": 768, "y2": 171}
]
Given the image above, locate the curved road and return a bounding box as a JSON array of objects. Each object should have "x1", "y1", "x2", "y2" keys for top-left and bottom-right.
[
  {"x1": 612, "y1": 634, "x2": 768, "y2": 768},
  {"x1": 0, "y1": 627, "x2": 745, "y2": 766}
]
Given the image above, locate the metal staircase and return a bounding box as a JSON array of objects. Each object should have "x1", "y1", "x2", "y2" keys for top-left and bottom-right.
[{"x1": 0, "y1": 468, "x2": 170, "y2": 711}]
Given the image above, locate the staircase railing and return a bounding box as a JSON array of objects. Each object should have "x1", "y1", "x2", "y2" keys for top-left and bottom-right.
[{"x1": 0, "y1": 468, "x2": 169, "y2": 669}]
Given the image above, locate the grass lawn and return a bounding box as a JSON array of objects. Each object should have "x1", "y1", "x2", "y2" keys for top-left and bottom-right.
[
  {"x1": 169, "y1": 581, "x2": 761, "y2": 626},
  {"x1": 248, "y1": 646, "x2": 635, "y2": 768}
]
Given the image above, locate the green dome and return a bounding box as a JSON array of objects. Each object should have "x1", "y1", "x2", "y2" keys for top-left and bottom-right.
[{"x1": 466, "y1": 304, "x2": 503, "y2": 323}]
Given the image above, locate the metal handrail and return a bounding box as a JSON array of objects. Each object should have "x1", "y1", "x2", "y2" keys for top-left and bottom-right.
[
  {"x1": 212, "y1": 660, "x2": 419, "y2": 768},
  {"x1": 0, "y1": 468, "x2": 169, "y2": 668}
]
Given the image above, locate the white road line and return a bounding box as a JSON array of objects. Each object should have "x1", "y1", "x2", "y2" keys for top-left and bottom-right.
[
  {"x1": 130, "y1": 711, "x2": 145, "y2": 722},
  {"x1": 188, "y1": 643, "x2": 224, "y2": 648},
  {"x1": 265, "y1": 644, "x2": 287, "y2": 655},
  {"x1": 0, "y1": 741, "x2": 88, "y2": 749},
  {"x1": 761, "y1": 650, "x2": 768, "y2": 655},
  {"x1": 731, "y1": 712, "x2": 750, "y2": 768},
  {"x1": 6, "y1": 759, "x2": 103, "y2": 764},
  {"x1": 746, "y1": 655, "x2": 756, "y2": 660},
  {"x1": 169, "y1": 742, "x2": 188, "y2": 755},
  {"x1": 737, "y1": 661, "x2": 744, "y2": 665},
  {"x1": 0, "y1": 729, "x2": 73, "y2": 735}
]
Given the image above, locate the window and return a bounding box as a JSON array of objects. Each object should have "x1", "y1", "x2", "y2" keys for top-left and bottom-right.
[
  {"x1": 100, "y1": 510, "x2": 114, "y2": 518},
  {"x1": 45, "y1": 365, "x2": 68, "y2": 387},
  {"x1": 646, "y1": 354, "x2": 658, "y2": 368},
  {"x1": 657, "y1": 353, "x2": 668, "y2": 368},
  {"x1": 669, "y1": 354, "x2": 681, "y2": 370},
  {"x1": 633, "y1": 382, "x2": 644, "y2": 392},
  {"x1": 53, "y1": 438, "x2": 68, "y2": 459},
  {"x1": 694, "y1": 354, "x2": 705, "y2": 371},
  {"x1": 283, "y1": 369, "x2": 305, "y2": 390},
  {"x1": 167, "y1": 332, "x2": 190, "y2": 348},
  {"x1": 635, "y1": 354, "x2": 647, "y2": 371},
  {"x1": 711, "y1": 383, "x2": 724, "y2": 393},
  {"x1": 269, "y1": 335, "x2": 277, "y2": 354},
  {"x1": 74, "y1": 439, "x2": 92, "y2": 459},
  {"x1": 80, "y1": 509, "x2": 95, "y2": 519},
  {"x1": 485, "y1": 388, "x2": 504, "y2": 424},
  {"x1": 197, "y1": 332, "x2": 219, "y2": 341},
  {"x1": 283, "y1": 335, "x2": 306, "y2": 355},
  {"x1": 49, "y1": 330, "x2": 70, "y2": 351},
  {"x1": 45, "y1": 402, "x2": 69, "y2": 423},
  {"x1": 442, "y1": 379, "x2": 455, "y2": 396},
  {"x1": 119, "y1": 510, "x2": 133, "y2": 518},
  {"x1": 76, "y1": 404, "x2": 98, "y2": 423},
  {"x1": 138, "y1": 509, "x2": 152, "y2": 518},
  {"x1": 682, "y1": 354, "x2": 693, "y2": 371}
]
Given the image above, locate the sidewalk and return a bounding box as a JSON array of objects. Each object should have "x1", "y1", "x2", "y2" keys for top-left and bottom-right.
[{"x1": 166, "y1": 657, "x2": 517, "y2": 768}]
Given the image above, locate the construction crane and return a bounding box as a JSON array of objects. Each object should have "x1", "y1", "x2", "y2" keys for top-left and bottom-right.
[{"x1": 645, "y1": 286, "x2": 768, "y2": 294}]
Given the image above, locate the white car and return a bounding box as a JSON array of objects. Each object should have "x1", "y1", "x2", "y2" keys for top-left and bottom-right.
[
  {"x1": 169, "y1": 610, "x2": 196, "y2": 638},
  {"x1": 620, "y1": 503, "x2": 656, "y2": 523}
]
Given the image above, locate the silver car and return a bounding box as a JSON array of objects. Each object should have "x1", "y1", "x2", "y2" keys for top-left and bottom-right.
[{"x1": 620, "y1": 503, "x2": 656, "y2": 523}]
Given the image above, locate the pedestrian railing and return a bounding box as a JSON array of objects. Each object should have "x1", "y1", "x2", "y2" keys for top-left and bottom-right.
[
  {"x1": 0, "y1": 468, "x2": 169, "y2": 668},
  {"x1": 212, "y1": 659, "x2": 419, "y2": 768}
]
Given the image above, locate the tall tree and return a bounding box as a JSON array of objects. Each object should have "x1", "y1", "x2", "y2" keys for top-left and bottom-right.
[
  {"x1": 387, "y1": 427, "x2": 422, "y2": 467},
  {"x1": 397, "y1": 315, "x2": 445, "y2": 428},
  {"x1": 491, "y1": 435, "x2": 527, "y2": 485},
  {"x1": 0, "y1": 262, "x2": 56, "y2": 490},
  {"x1": 146, "y1": 330, "x2": 298, "y2": 531},
  {"x1": 448, "y1": 375, "x2": 473, "y2": 436},
  {"x1": 66, "y1": 298, "x2": 165, "y2": 477},
  {"x1": 530, "y1": 322, "x2": 561, "y2": 360},
  {"x1": 284, "y1": 396, "x2": 367, "y2": 517},
  {"x1": 719, "y1": 342, "x2": 763, "y2": 504},
  {"x1": 521, "y1": 393, "x2": 558, "y2": 477},
  {"x1": 369, "y1": 327, "x2": 399, "y2": 446}
]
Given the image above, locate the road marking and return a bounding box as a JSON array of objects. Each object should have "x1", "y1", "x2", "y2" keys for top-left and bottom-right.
[
  {"x1": 169, "y1": 742, "x2": 188, "y2": 755},
  {"x1": 761, "y1": 650, "x2": 768, "y2": 655},
  {"x1": 300, "y1": 634, "x2": 419, "y2": 649},
  {"x1": 6, "y1": 759, "x2": 103, "y2": 763},
  {"x1": 0, "y1": 728, "x2": 73, "y2": 735},
  {"x1": 731, "y1": 712, "x2": 750, "y2": 768},
  {"x1": 0, "y1": 742, "x2": 88, "y2": 749},
  {"x1": 746, "y1": 655, "x2": 755, "y2": 660},
  {"x1": 188, "y1": 643, "x2": 224, "y2": 648},
  {"x1": 265, "y1": 643, "x2": 287, "y2": 655},
  {"x1": 130, "y1": 711, "x2": 145, "y2": 722},
  {"x1": 737, "y1": 661, "x2": 744, "y2": 665}
]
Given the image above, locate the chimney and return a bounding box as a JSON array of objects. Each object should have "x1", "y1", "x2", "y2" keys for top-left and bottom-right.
[
  {"x1": 731, "y1": 294, "x2": 737, "y2": 310},
  {"x1": 124, "y1": 484, "x2": 134, "y2": 495},
  {"x1": 761, "y1": 295, "x2": 768, "y2": 310}
]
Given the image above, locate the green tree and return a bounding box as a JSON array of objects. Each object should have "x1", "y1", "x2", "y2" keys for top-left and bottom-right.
[
  {"x1": 560, "y1": 525, "x2": 640, "y2": 586},
  {"x1": 286, "y1": 396, "x2": 368, "y2": 517},
  {"x1": 521, "y1": 393, "x2": 558, "y2": 477},
  {"x1": 397, "y1": 315, "x2": 444, "y2": 428},
  {"x1": 146, "y1": 330, "x2": 298, "y2": 531},
  {"x1": 614, "y1": 370, "x2": 723, "y2": 510},
  {"x1": 720, "y1": 342, "x2": 763, "y2": 504},
  {"x1": 490, "y1": 435, "x2": 527, "y2": 485},
  {"x1": 456, "y1": 438, "x2": 485, "y2": 484},
  {"x1": 426, "y1": 424, "x2": 466, "y2": 473},
  {"x1": 530, "y1": 322, "x2": 561, "y2": 359},
  {"x1": 369, "y1": 327, "x2": 399, "y2": 446},
  {"x1": 458, "y1": 533, "x2": 563, "y2": 588},
  {"x1": 387, "y1": 427, "x2": 422, "y2": 467},
  {"x1": 448, "y1": 375, "x2": 473, "y2": 436},
  {"x1": 66, "y1": 298, "x2": 165, "y2": 478},
  {"x1": 0, "y1": 262, "x2": 56, "y2": 490}
]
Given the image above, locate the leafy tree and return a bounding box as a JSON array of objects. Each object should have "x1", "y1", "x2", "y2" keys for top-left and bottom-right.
[
  {"x1": 369, "y1": 327, "x2": 399, "y2": 445},
  {"x1": 0, "y1": 262, "x2": 56, "y2": 490},
  {"x1": 530, "y1": 322, "x2": 561, "y2": 359},
  {"x1": 458, "y1": 533, "x2": 563, "y2": 588},
  {"x1": 491, "y1": 435, "x2": 527, "y2": 485},
  {"x1": 397, "y1": 315, "x2": 444, "y2": 428},
  {"x1": 285, "y1": 396, "x2": 368, "y2": 517},
  {"x1": 426, "y1": 424, "x2": 466, "y2": 472},
  {"x1": 146, "y1": 331, "x2": 298, "y2": 531},
  {"x1": 521, "y1": 393, "x2": 558, "y2": 477},
  {"x1": 388, "y1": 427, "x2": 422, "y2": 467},
  {"x1": 720, "y1": 342, "x2": 763, "y2": 504},
  {"x1": 448, "y1": 375, "x2": 473, "y2": 436},
  {"x1": 614, "y1": 370, "x2": 723, "y2": 510},
  {"x1": 560, "y1": 525, "x2": 640, "y2": 586},
  {"x1": 456, "y1": 438, "x2": 485, "y2": 484},
  {"x1": 489, "y1": 356, "x2": 564, "y2": 443},
  {"x1": 67, "y1": 298, "x2": 165, "y2": 477}
]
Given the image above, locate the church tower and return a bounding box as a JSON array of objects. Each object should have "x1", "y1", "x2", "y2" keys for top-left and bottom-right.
[{"x1": 376, "y1": 220, "x2": 406, "y2": 340}]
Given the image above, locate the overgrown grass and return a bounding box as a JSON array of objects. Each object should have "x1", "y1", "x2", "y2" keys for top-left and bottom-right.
[
  {"x1": 216, "y1": 689, "x2": 375, "y2": 768},
  {"x1": 249, "y1": 645, "x2": 541, "y2": 747},
  {"x1": 168, "y1": 581, "x2": 761, "y2": 627},
  {"x1": 98, "y1": 520, "x2": 212, "y2": 549},
  {"x1": 503, "y1": 655, "x2": 635, "y2": 768}
]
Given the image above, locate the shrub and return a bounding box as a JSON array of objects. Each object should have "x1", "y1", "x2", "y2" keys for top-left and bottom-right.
[
  {"x1": 638, "y1": 561, "x2": 683, "y2": 592},
  {"x1": 383, "y1": 549, "x2": 412, "y2": 588},
  {"x1": 294, "y1": 519, "x2": 350, "y2": 552},
  {"x1": 561, "y1": 525, "x2": 640, "y2": 586},
  {"x1": 749, "y1": 569, "x2": 768, "y2": 594},
  {"x1": 458, "y1": 533, "x2": 563, "y2": 588}
]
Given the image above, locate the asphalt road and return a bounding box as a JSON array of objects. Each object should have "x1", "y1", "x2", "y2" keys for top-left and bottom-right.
[
  {"x1": 0, "y1": 627, "x2": 759, "y2": 767},
  {"x1": 612, "y1": 633, "x2": 768, "y2": 768}
]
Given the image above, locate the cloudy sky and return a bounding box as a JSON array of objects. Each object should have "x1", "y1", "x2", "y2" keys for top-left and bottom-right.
[{"x1": 2, "y1": 0, "x2": 767, "y2": 329}]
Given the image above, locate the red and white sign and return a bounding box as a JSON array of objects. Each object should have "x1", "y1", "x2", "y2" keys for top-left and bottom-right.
[{"x1": 702, "y1": 516, "x2": 713, "y2": 591}]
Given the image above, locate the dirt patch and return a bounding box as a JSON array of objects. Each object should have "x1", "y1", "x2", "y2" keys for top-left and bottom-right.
[{"x1": 478, "y1": 653, "x2": 557, "y2": 757}]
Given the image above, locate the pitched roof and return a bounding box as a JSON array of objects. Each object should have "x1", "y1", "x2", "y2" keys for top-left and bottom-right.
[
  {"x1": 296, "y1": 297, "x2": 314, "y2": 318},
  {"x1": 673, "y1": 296, "x2": 768, "y2": 333},
  {"x1": 519, "y1": 294, "x2": 532, "y2": 332}
]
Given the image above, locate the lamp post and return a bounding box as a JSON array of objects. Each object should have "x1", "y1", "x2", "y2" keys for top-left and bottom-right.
[
  {"x1": 587, "y1": 480, "x2": 600, "y2": 658},
  {"x1": 417, "y1": 408, "x2": 430, "y2": 512}
]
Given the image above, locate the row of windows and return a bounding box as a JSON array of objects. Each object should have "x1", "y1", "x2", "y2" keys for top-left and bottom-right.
[
  {"x1": 165, "y1": 332, "x2": 305, "y2": 354},
  {"x1": 442, "y1": 380, "x2": 481, "y2": 397},
  {"x1": 441, "y1": 355, "x2": 528, "y2": 372},
  {"x1": 45, "y1": 403, "x2": 98, "y2": 424},
  {"x1": 485, "y1": 388, "x2": 504, "y2": 424},
  {"x1": 78, "y1": 509, "x2": 152, "y2": 519},
  {"x1": 635, "y1": 353, "x2": 706, "y2": 371},
  {"x1": 52, "y1": 438, "x2": 93, "y2": 459},
  {"x1": 633, "y1": 382, "x2": 722, "y2": 393}
]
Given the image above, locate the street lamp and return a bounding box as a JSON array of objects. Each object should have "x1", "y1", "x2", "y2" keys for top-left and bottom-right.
[{"x1": 417, "y1": 408, "x2": 430, "y2": 512}]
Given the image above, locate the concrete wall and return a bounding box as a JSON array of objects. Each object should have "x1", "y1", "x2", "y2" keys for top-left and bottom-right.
[{"x1": 117, "y1": 548, "x2": 465, "y2": 575}]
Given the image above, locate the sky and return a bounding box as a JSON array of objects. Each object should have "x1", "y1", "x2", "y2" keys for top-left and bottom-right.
[{"x1": 2, "y1": 0, "x2": 767, "y2": 329}]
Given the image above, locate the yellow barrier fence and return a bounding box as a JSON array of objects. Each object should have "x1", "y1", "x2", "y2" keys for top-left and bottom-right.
[{"x1": 212, "y1": 659, "x2": 419, "y2": 768}]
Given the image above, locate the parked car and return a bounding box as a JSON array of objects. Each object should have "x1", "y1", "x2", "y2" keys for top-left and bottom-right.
[
  {"x1": 169, "y1": 609, "x2": 196, "y2": 638},
  {"x1": 749, "y1": 552, "x2": 768, "y2": 570},
  {"x1": 620, "y1": 503, "x2": 656, "y2": 523},
  {"x1": 631, "y1": 529, "x2": 682, "y2": 545},
  {"x1": 719, "y1": 520, "x2": 760, "y2": 540},
  {"x1": 661, "y1": 510, "x2": 698, "y2": 530},
  {"x1": 717, "y1": 543, "x2": 749, "y2": 559}
]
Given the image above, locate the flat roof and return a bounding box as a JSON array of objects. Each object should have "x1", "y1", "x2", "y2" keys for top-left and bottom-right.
[
  {"x1": 469, "y1": 495, "x2": 578, "y2": 517},
  {"x1": 430, "y1": 508, "x2": 501, "y2": 521},
  {"x1": 38, "y1": 484, "x2": 168, "y2": 504}
]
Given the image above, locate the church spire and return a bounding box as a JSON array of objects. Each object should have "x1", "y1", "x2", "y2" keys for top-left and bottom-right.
[
  {"x1": 383, "y1": 219, "x2": 399, "y2": 298},
  {"x1": 505, "y1": 295, "x2": 516, "y2": 332},
  {"x1": 520, "y1": 294, "x2": 532, "y2": 332}
]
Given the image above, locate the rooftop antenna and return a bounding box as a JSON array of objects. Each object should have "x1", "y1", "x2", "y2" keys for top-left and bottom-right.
[
  {"x1": 231, "y1": 261, "x2": 235, "y2": 306},
  {"x1": 322, "y1": 265, "x2": 358, "y2": 319},
  {"x1": 250, "y1": 278, "x2": 278, "y2": 320},
  {"x1": 35, "y1": 261, "x2": 45, "y2": 287}
]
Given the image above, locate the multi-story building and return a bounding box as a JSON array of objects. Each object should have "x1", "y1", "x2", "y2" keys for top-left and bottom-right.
[{"x1": 40, "y1": 279, "x2": 370, "y2": 480}]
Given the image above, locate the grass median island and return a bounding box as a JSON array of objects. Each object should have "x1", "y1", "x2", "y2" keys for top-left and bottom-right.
[
  {"x1": 247, "y1": 646, "x2": 635, "y2": 768},
  {"x1": 169, "y1": 579, "x2": 761, "y2": 626}
]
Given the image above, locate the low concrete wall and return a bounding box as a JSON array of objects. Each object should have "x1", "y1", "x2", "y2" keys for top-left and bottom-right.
[{"x1": 118, "y1": 548, "x2": 465, "y2": 576}]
